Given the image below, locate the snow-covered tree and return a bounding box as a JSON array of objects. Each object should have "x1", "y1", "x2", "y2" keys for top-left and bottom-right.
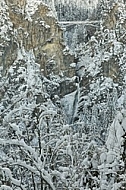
[{"x1": 98, "y1": 108, "x2": 126, "y2": 190}]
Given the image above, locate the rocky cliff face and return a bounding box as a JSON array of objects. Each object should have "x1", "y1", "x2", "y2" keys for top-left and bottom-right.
[{"x1": 0, "y1": 0, "x2": 75, "y2": 79}]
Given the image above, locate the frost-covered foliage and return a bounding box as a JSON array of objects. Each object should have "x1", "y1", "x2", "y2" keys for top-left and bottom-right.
[
  {"x1": 0, "y1": 50, "x2": 56, "y2": 189},
  {"x1": 70, "y1": 0, "x2": 126, "y2": 145},
  {"x1": 99, "y1": 109, "x2": 126, "y2": 190},
  {"x1": 0, "y1": 48, "x2": 100, "y2": 189},
  {"x1": 0, "y1": 49, "x2": 76, "y2": 189},
  {"x1": 0, "y1": 0, "x2": 126, "y2": 190},
  {"x1": 0, "y1": 53, "x2": 100, "y2": 189},
  {"x1": 0, "y1": 0, "x2": 14, "y2": 74}
]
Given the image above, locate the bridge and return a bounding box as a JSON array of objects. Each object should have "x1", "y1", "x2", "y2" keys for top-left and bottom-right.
[
  {"x1": 59, "y1": 21, "x2": 100, "y2": 25},
  {"x1": 59, "y1": 20, "x2": 101, "y2": 28}
]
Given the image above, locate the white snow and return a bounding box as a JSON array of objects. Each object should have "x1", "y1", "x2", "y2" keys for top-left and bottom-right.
[
  {"x1": 0, "y1": 186, "x2": 13, "y2": 190},
  {"x1": 10, "y1": 123, "x2": 22, "y2": 136},
  {"x1": 70, "y1": 62, "x2": 76, "y2": 68},
  {"x1": 2, "y1": 168, "x2": 26, "y2": 189},
  {"x1": 106, "y1": 109, "x2": 126, "y2": 151}
]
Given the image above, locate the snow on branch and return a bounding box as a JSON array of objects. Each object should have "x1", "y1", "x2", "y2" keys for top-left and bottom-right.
[
  {"x1": 1, "y1": 167, "x2": 26, "y2": 190},
  {"x1": 0, "y1": 139, "x2": 56, "y2": 190},
  {"x1": 0, "y1": 139, "x2": 37, "y2": 159},
  {"x1": 0, "y1": 185, "x2": 13, "y2": 190}
]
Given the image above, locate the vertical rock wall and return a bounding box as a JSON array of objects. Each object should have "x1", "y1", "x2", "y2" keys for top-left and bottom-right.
[{"x1": 0, "y1": 0, "x2": 75, "y2": 77}]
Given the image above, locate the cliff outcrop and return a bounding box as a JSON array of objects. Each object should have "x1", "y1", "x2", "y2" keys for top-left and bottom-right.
[{"x1": 0, "y1": 0, "x2": 75, "y2": 78}]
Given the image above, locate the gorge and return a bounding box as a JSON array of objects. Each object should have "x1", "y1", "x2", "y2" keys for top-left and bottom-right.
[{"x1": 0, "y1": 0, "x2": 126, "y2": 189}]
